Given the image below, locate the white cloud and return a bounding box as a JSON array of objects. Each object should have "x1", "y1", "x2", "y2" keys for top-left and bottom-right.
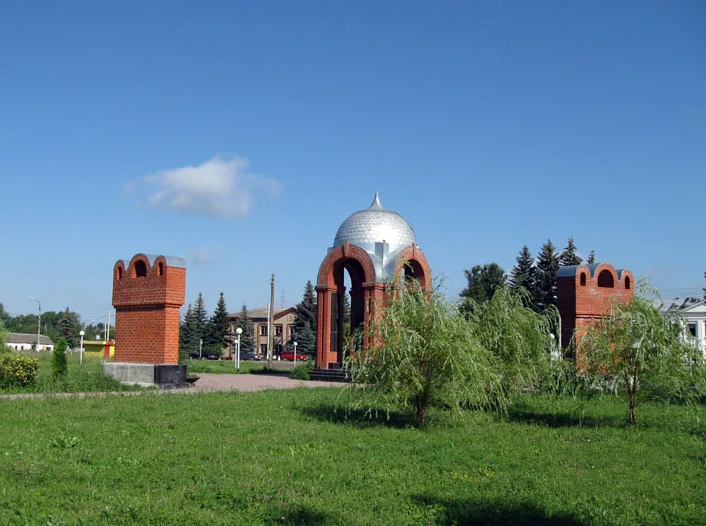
[
  {"x1": 187, "y1": 247, "x2": 224, "y2": 267},
  {"x1": 128, "y1": 156, "x2": 281, "y2": 218}
]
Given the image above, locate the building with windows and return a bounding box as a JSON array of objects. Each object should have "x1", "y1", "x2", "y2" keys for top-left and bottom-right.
[
  {"x1": 227, "y1": 307, "x2": 296, "y2": 358},
  {"x1": 659, "y1": 297, "x2": 706, "y2": 358},
  {"x1": 7, "y1": 333, "x2": 55, "y2": 351}
]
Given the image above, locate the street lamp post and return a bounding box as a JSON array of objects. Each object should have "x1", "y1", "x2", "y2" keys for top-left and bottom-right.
[
  {"x1": 79, "y1": 330, "x2": 85, "y2": 365},
  {"x1": 293, "y1": 341, "x2": 298, "y2": 367},
  {"x1": 29, "y1": 296, "x2": 41, "y2": 351},
  {"x1": 234, "y1": 327, "x2": 243, "y2": 371},
  {"x1": 199, "y1": 338, "x2": 203, "y2": 359}
]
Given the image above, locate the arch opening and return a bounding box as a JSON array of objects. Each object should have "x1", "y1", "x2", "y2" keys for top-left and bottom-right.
[
  {"x1": 580, "y1": 273, "x2": 586, "y2": 286},
  {"x1": 597, "y1": 269, "x2": 614, "y2": 288},
  {"x1": 158, "y1": 262, "x2": 164, "y2": 276},
  {"x1": 134, "y1": 260, "x2": 148, "y2": 278},
  {"x1": 331, "y1": 258, "x2": 366, "y2": 363},
  {"x1": 625, "y1": 276, "x2": 631, "y2": 290},
  {"x1": 116, "y1": 266, "x2": 123, "y2": 280}
]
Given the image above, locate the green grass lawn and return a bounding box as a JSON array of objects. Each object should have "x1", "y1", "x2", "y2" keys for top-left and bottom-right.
[
  {"x1": 185, "y1": 358, "x2": 293, "y2": 375},
  {"x1": 0, "y1": 389, "x2": 703, "y2": 525},
  {"x1": 0, "y1": 352, "x2": 143, "y2": 394}
]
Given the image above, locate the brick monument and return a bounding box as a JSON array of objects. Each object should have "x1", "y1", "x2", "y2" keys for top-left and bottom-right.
[
  {"x1": 104, "y1": 253, "x2": 187, "y2": 386},
  {"x1": 311, "y1": 193, "x2": 431, "y2": 380},
  {"x1": 557, "y1": 262, "x2": 634, "y2": 356}
]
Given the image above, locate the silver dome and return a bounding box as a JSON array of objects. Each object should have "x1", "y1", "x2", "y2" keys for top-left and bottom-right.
[
  {"x1": 331, "y1": 193, "x2": 418, "y2": 282},
  {"x1": 333, "y1": 193, "x2": 417, "y2": 249}
]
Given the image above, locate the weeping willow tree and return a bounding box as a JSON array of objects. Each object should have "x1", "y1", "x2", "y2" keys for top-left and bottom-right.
[
  {"x1": 345, "y1": 279, "x2": 505, "y2": 427},
  {"x1": 579, "y1": 283, "x2": 705, "y2": 424},
  {"x1": 464, "y1": 287, "x2": 558, "y2": 395}
]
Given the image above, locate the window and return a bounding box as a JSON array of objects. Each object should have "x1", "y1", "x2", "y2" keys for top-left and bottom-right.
[
  {"x1": 597, "y1": 270, "x2": 614, "y2": 288},
  {"x1": 117, "y1": 266, "x2": 123, "y2": 280},
  {"x1": 260, "y1": 325, "x2": 268, "y2": 336},
  {"x1": 625, "y1": 276, "x2": 631, "y2": 290},
  {"x1": 275, "y1": 325, "x2": 283, "y2": 336},
  {"x1": 580, "y1": 273, "x2": 586, "y2": 286},
  {"x1": 134, "y1": 260, "x2": 148, "y2": 277},
  {"x1": 688, "y1": 324, "x2": 697, "y2": 337},
  {"x1": 260, "y1": 344, "x2": 267, "y2": 354},
  {"x1": 158, "y1": 262, "x2": 164, "y2": 276}
]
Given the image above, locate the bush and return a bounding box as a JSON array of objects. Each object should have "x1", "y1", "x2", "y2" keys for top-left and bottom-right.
[
  {"x1": 52, "y1": 338, "x2": 68, "y2": 379},
  {"x1": 0, "y1": 354, "x2": 39, "y2": 388},
  {"x1": 290, "y1": 360, "x2": 314, "y2": 380}
]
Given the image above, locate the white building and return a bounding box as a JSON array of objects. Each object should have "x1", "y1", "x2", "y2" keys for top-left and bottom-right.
[
  {"x1": 6, "y1": 333, "x2": 55, "y2": 351},
  {"x1": 659, "y1": 298, "x2": 706, "y2": 358}
]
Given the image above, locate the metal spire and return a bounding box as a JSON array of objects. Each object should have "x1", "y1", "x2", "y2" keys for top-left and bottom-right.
[{"x1": 369, "y1": 191, "x2": 384, "y2": 210}]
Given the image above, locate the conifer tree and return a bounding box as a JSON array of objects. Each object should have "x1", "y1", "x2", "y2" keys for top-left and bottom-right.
[
  {"x1": 51, "y1": 338, "x2": 68, "y2": 378},
  {"x1": 193, "y1": 293, "x2": 208, "y2": 346},
  {"x1": 232, "y1": 304, "x2": 255, "y2": 354},
  {"x1": 535, "y1": 240, "x2": 560, "y2": 311},
  {"x1": 509, "y1": 246, "x2": 536, "y2": 300},
  {"x1": 293, "y1": 280, "x2": 318, "y2": 356},
  {"x1": 206, "y1": 292, "x2": 229, "y2": 349},
  {"x1": 559, "y1": 237, "x2": 583, "y2": 266},
  {"x1": 179, "y1": 304, "x2": 197, "y2": 361},
  {"x1": 343, "y1": 291, "x2": 351, "y2": 325},
  {"x1": 57, "y1": 308, "x2": 80, "y2": 349},
  {"x1": 459, "y1": 263, "x2": 507, "y2": 310},
  {"x1": 587, "y1": 250, "x2": 596, "y2": 265}
]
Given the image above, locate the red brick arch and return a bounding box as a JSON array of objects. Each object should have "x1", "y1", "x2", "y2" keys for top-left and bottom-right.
[
  {"x1": 317, "y1": 242, "x2": 377, "y2": 286},
  {"x1": 394, "y1": 246, "x2": 432, "y2": 289}
]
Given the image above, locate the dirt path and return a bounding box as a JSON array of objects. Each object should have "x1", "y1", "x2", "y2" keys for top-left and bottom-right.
[{"x1": 0, "y1": 373, "x2": 342, "y2": 400}]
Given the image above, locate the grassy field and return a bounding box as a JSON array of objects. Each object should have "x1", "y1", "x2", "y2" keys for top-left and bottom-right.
[
  {"x1": 0, "y1": 389, "x2": 703, "y2": 526},
  {"x1": 185, "y1": 359, "x2": 295, "y2": 375},
  {"x1": 0, "y1": 352, "x2": 142, "y2": 394}
]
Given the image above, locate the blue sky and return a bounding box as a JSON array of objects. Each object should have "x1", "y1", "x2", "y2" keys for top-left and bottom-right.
[{"x1": 1, "y1": 0, "x2": 704, "y2": 323}]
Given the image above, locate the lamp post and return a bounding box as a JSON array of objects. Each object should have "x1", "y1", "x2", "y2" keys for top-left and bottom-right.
[
  {"x1": 234, "y1": 327, "x2": 243, "y2": 371},
  {"x1": 293, "y1": 341, "x2": 298, "y2": 367},
  {"x1": 29, "y1": 296, "x2": 41, "y2": 351},
  {"x1": 79, "y1": 330, "x2": 85, "y2": 365},
  {"x1": 199, "y1": 338, "x2": 203, "y2": 359}
]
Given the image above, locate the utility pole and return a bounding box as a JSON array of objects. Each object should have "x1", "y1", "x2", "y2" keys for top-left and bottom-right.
[{"x1": 268, "y1": 273, "x2": 275, "y2": 368}]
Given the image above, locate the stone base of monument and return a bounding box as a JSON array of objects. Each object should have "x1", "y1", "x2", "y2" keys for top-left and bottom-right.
[{"x1": 104, "y1": 363, "x2": 188, "y2": 388}]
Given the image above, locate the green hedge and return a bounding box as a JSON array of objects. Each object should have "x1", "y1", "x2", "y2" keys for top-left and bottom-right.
[{"x1": 0, "y1": 354, "x2": 40, "y2": 388}]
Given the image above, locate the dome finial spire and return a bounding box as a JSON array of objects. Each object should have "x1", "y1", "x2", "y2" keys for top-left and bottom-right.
[{"x1": 369, "y1": 191, "x2": 384, "y2": 210}]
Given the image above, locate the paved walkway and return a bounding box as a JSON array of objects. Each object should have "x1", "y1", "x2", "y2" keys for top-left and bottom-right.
[{"x1": 0, "y1": 373, "x2": 342, "y2": 400}]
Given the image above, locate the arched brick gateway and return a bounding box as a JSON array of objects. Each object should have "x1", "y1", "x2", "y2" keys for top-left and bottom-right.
[{"x1": 314, "y1": 193, "x2": 431, "y2": 370}]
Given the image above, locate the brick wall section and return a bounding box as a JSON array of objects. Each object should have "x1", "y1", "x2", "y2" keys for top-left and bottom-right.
[
  {"x1": 112, "y1": 254, "x2": 186, "y2": 365},
  {"x1": 557, "y1": 263, "x2": 634, "y2": 356}
]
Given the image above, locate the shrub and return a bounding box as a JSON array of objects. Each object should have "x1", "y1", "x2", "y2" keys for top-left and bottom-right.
[
  {"x1": 290, "y1": 360, "x2": 314, "y2": 380},
  {"x1": 52, "y1": 338, "x2": 68, "y2": 379},
  {"x1": 0, "y1": 354, "x2": 39, "y2": 388}
]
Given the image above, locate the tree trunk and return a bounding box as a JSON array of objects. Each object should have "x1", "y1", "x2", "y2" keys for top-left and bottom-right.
[{"x1": 628, "y1": 376, "x2": 637, "y2": 425}]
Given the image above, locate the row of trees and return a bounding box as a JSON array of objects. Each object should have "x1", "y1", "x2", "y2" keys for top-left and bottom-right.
[
  {"x1": 459, "y1": 237, "x2": 593, "y2": 313},
  {"x1": 0, "y1": 303, "x2": 109, "y2": 349}
]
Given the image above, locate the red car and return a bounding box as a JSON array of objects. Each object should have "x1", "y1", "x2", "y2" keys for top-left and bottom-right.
[{"x1": 281, "y1": 350, "x2": 308, "y2": 361}]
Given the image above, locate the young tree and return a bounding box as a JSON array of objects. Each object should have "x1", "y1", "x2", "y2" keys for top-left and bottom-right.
[
  {"x1": 559, "y1": 237, "x2": 583, "y2": 266},
  {"x1": 52, "y1": 337, "x2": 68, "y2": 379},
  {"x1": 587, "y1": 250, "x2": 596, "y2": 265},
  {"x1": 293, "y1": 280, "x2": 318, "y2": 356},
  {"x1": 580, "y1": 284, "x2": 705, "y2": 424},
  {"x1": 0, "y1": 318, "x2": 9, "y2": 352},
  {"x1": 347, "y1": 280, "x2": 505, "y2": 427},
  {"x1": 206, "y1": 292, "x2": 230, "y2": 349},
  {"x1": 466, "y1": 287, "x2": 556, "y2": 394},
  {"x1": 535, "y1": 240, "x2": 559, "y2": 311},
  {"x1": 509, "y1": 246, "x2": 536, "y2": 299},
  {"x1": 459, "y1": 263, "x2": 507, "y2": 311},
  {"x1": 232, "y1": 304, "x2": 255, "y2": 354}
]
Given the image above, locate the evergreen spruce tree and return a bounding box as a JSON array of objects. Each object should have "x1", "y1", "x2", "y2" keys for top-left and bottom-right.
[
  {"x1": 180, "y1": 304, "x2": 196, "y2": 361},
  {"x1": 232, "y1": 304, "x2": 255, "y2": 354},
  {"x1": 509, "y1": 246, "x2": 537, "y2": 301},
  {"x1": 559, "y1": 237, "x2": 583, "y2": 266},
  {"x1": 343, "y1": 291, "x2": 351, "y2": 325},
  {"x1": 57, "y1": 308, "x2": 80, "y2": 349},
  {"x1": 206, "y1": 293, "x2": 229, "y2": 349},
  {"x1": 193, "y1": 293, "x2": 208, "y2": 347},
  {"x1": 293, "y1": 280, "x2": 318, "y2": 356},
  {"x1": 535, "y1": 240, "x2": 560, "y2": 311},
  {"x1": 587, "y1": 250, "x2": 596, "y2": 265},
  {"x1": 52, "y1": 338, "x2": 68, "y2": 378}
]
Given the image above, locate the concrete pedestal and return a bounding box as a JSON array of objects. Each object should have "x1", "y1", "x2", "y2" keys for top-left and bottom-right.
[{"x1": 104, "y1": 362, "x2": 187, "y2": 388}]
